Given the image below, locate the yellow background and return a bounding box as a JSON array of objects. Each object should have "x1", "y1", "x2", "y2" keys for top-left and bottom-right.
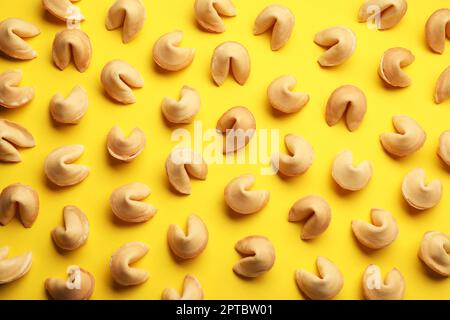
[{"x1": 0, "y1": 0, "x2": 449, "y2": 300}]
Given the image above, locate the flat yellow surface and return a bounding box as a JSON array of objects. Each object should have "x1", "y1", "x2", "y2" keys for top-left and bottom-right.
[{"x1": 0, "y1": 0, "x2": 449, "y2": 300}]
